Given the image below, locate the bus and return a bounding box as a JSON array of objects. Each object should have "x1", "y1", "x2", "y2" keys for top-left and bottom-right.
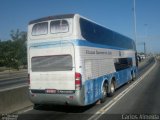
[{"x1": 27, "y1": 14, "x2": 138, "y2": 107}]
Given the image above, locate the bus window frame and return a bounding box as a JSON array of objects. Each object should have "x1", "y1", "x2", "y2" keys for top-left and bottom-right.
[
  {"x1": 50, "y1": 19, "x2": 69, "y2": 34},
  {"x1": 31, "y1": 22, "x2": 48, "y2": 36},
  {"x1": 29, "y1": 18, "x2": 73, "y2": 40}
]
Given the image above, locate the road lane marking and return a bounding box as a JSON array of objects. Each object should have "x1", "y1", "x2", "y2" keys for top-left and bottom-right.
[
  {"x1": 14, "y1": 105, "x2": 33, "y2": 114},
  {"x1": 88, "y1": 60, "x2": 157, "y2": 120}
]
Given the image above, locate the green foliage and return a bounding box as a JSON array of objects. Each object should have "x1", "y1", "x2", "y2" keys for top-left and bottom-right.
[{"x1": 0, "y1": 29, "x2": 27, "y2": 70}]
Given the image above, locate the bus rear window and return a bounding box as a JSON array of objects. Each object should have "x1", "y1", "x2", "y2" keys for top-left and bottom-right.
[
  {"x1": 50, "y1": 20, "x2": 69, "y2": 34},
  {"x1": 31, "y1": 55, "x2": 72, "y2": 72},
  {"x1": 32, "y1": 22, "x2": 48, "y2": 36}
]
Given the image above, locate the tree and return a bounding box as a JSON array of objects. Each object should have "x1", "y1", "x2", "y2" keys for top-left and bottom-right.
[
  {"x1": 10, "y1": 29, "x2": 27, "y2": 69},
  {"x1": 0, "y1": 29, "x2": 27, "y2": 70}
]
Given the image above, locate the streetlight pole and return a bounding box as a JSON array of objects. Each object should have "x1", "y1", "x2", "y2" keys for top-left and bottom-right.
[
  {"x1": 144, "y1": 42, "x2": 146, "y2": 55},
  {"x1": 144, "y1": 24, "x2": 148, "y2": 55},
  {"x1": 133, "y1": 0, "x2": 137, "y2": 47}
]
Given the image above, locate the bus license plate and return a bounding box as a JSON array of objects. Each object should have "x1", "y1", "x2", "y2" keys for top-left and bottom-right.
[{"x1": 45, "y1": 89, "x2": 56, "y2": 94}]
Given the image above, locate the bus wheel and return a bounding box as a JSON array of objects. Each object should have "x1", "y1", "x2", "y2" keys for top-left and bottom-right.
[
  {"x1": 108, "y1": 81, "x2": 115, "y2": 97},
  {"x1": 132, "y1": 72, "x2": 136, "y2": 81},
  {"x1": 100, "y1": 83, "x2": 108, "y2": 103}
]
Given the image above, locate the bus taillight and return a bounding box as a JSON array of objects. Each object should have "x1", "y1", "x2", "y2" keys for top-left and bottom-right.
[{"x1": 75, "y1": 72, "x2": 82, "y2": 90}]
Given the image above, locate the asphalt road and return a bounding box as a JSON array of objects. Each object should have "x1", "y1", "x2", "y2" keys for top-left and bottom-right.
[
  {"x1": 0, "y1": 70, "x2": 27, "y2": 90},
  {"x1": 0, "y1": 77, "x2": 27, "y2": 90},
  {"x1": 17, "y1": 58, "x2": 159, "y2": 120},
  {"x1": 0, "y1": 70, "x2": 27, "y2": 80},
  {"x1": 99, "y1": 58, "x2": 160, "y2": 120},
  {"x1": 107, "y1": 59, "x2": 160, "y2": 114}
]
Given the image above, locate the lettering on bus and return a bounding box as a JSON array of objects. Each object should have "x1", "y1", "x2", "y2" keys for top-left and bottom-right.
[{"x1": 86, "y1": 50, "x2": 112, "y2": 55}]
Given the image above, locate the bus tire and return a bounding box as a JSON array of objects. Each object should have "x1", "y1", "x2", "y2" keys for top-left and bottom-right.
[
  {"x1": 100, "y1": 82, "x2": 108, "y2": 103},
  {"x1": 132, "y1": 72, "x2": 136, "y2": 81},
  {"x1": 108, "y1": 80, "x2": 115, "y2": 97}
]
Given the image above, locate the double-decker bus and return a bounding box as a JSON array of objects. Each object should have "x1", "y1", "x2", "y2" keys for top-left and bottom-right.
[{"x1": 27, "y1": 14, "x2": 138, "y2": 107}]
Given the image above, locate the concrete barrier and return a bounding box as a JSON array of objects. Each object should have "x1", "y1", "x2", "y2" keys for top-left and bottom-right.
[{"x1": 0, "y1": 86, "x2": 32, "y2": 114}]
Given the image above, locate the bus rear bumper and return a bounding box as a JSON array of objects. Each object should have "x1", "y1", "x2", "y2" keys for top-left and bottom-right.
[{"x1": 29, "y1": 89, "x2": 85, "y2": 106}]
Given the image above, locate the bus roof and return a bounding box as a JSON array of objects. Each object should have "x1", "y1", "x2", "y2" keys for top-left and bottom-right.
[{"x1": 29, "y1": 14, "x2": 75, "y2": 25}]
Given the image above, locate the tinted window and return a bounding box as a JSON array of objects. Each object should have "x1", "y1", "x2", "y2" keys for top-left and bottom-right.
[
  {"x1": 32, "y1": 22, "x2": 48, "y2": 36},
  {"x1": 79, "y1": 19, "x2": 95, "y2": 41},
  {"x1": 50, "y1": 20, "x2": 69, "y2": 33},
  {"x1": 31, "y1": 55, "x2": 72, "y2": 72},
  {"x1": 114, "y1": 58, "x2": 133, "y2": 71},
  {"x1": 80, "y1": 18, "x2": 135, "y2": 50}
]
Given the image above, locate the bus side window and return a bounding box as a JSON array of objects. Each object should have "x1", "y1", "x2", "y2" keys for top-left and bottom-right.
[{"x1": 114, "y1": 58, "x2": 133, "y2": 71}]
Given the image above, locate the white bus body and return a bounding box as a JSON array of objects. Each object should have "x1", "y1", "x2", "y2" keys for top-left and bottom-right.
[{"x1": 27, "y1": 14, "x2": 138, "y2": 106}]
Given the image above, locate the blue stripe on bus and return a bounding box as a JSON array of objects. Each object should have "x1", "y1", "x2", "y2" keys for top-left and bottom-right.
[
  {"x1": 84, "y1": 66, "x2": 137, "y2": 105},
  {"x1": 73, "y1": 40, "x2": 126, "y2": 50},
  {"x1": 29, "y1": 39, "x2": 127, "y2": 50}
]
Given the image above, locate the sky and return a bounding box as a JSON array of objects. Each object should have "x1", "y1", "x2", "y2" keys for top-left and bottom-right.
[{"x1": 0, "y1": 0, "x2": 160, "y2": 53}]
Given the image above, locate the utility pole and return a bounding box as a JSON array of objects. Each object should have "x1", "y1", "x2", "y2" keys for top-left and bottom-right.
[
  {"x1": 144, "y1": 24, "x2": 148, "y2": 55},
  {"x1": 133, "y1": 0, "x2": 137, "y2": 47},
  {"x1": 144, "y1": 42, "x2": 146, "y2": 55}
]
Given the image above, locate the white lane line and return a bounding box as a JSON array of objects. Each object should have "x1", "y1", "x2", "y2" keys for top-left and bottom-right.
[
  {"x1": 88, "y1": 60, "x2": 157, "y2": 120},
  {"x1": 16, "y1": 106, "x2": 33, "y2": 114}
]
